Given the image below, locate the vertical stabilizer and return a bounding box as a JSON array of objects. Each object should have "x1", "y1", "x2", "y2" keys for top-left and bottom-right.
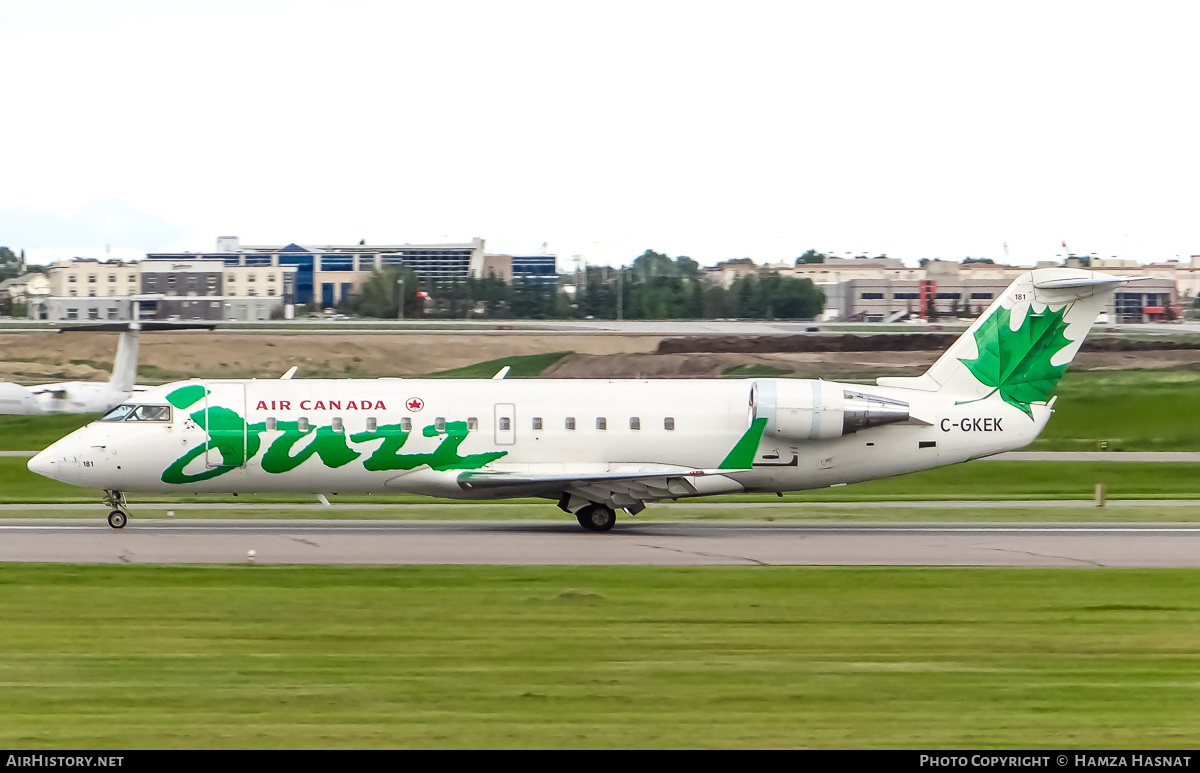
[
  {"x1": 877, "y1": 268, "x2": 1126, "y2": 416},
  {"x1": 108, "y1": 325, "x2": 141, "y2": 393}
]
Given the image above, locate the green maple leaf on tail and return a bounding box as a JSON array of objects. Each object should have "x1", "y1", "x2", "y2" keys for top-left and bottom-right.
[{"x1": 957, "y1": 304, "x2": 1074, "y2": 418}]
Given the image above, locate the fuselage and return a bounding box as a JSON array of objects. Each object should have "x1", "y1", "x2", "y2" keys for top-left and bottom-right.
[
  {"x1": 28, "y1": 376, "x2": 1047, "y2": 501},
  {"x1": 0, "y1": 380, "x2": 130, "y2": 415}
]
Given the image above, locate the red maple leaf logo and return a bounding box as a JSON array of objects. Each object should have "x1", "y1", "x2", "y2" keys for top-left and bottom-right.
[{"x1": 406, "y1": 397, "x2": 424, "y2": 412}]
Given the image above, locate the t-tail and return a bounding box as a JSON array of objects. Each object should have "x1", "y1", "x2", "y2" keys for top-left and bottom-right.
[{"x1": 877, "y1": 268, "x2": 1129, "y2": 417}]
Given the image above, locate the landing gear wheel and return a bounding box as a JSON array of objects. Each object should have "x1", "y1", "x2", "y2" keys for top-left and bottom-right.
[
  {"x1": 577, "y1": 504, "x2": 616, "y2": 532},
  {"x1": 107, "y1": 510, "x2": 127, "y2": 529}
]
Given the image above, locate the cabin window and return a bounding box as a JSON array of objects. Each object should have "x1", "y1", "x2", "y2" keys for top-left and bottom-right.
[
  {"x1": 366, "y1": 417, "x2": 377, "y2": 432},
  {"x1": 629, "y1": 417, "x2": 640, "y2": 431},
  {"x1": 401, "y1": 417, "x2": 412, "y2": 433},
  {"x1": 435, "y1": 417, "x2": 446, "y2": 432},
  {"x1": 266, "y1": 418, "x2": 277, "y2": 431},
  {"x1": 298, "y1": 417, "x2": 309, "y2": 432},
  {"x1": 468, "y1": 417, "x2": 479, "y2": 431},
  {"x1": 332, "y1": 417, "x2": 344, "y2": 433},
  {"x1": 499, "y1": 417, "x2": 511, "y2": 431},
  {"x1": 596, "y1": 417, "x2": 607, "y2": 431},
  {"x1": 664, "y1": 417, "x2": 675, "y2": 431},
  {"x1": 532, "y1": 417, "x2": 543, "y2": 430},
  {"x1": 565, "y1": 417, "x2": 576, "y2": 431}
]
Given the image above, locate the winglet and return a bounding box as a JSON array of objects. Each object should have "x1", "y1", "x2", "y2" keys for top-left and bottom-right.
[
  {"x1": 492, "y1": 366, "x2": 511, "y2": 380},
  {"x1": 280, "y1": 366, "x2": 298, "y2": 380}
]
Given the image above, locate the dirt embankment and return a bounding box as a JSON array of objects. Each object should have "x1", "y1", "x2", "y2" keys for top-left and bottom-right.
[
  {"x1": 656, "y1": 333, "x2": 1200, "y2": 355},
  {"x1": 0, "y1": 331, "x2": 660, "y2": 383},
  {"x1": 3, "y1": 329, "x2": 1198, "y2": 384}
]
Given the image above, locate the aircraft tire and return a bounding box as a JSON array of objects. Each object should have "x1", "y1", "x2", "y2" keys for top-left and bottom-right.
[
  {"x1": 577, "y1": 504, "x2": 616, "y2": 532},
  {"x1": 107, "y1": 510, "x2": 127, "y2": 529}
]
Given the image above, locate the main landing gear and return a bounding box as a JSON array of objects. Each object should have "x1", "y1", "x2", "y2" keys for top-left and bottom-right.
[
  {"x1": 103, "y1": 490, "x2": 128, "y2": 529},
  {"x1": 575, "y1": 503, "x2": 617, "y2": 532}
]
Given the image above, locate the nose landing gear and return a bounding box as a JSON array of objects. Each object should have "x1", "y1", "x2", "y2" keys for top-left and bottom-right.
[{"x1": 102, "y1": 490, "x2": 129, "y2": 529}]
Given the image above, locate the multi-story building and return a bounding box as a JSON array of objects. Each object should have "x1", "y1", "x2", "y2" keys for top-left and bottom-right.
[
  {"x1": 147, "y1": 236, "x2": 489, "y2": 308},
  {"x1": 48, "y1": 259, "x2": 141, "y2": 299},
  {"x1": 34, "y1": 258, "x2": 296, "y2": 322},
  {"x1": 480, "y1": 254, "x2": 558, "y2": 285}
]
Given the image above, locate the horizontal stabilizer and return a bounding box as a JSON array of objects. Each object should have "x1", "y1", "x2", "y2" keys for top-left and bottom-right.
[{"x1": 1032, "y1": 275, "x2": 1139, "y2": 290}]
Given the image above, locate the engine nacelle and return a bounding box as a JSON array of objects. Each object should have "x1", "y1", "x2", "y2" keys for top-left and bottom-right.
[{"x1": 750, "y1": 380, "x2": 910, "y2": 442}]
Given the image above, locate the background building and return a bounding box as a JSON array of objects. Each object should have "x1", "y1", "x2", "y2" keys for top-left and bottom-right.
[
  {"x1": 35, "y1": 258, "x2": 296, "y2": 321},
  {"x1": 148, "y1": 236, "x2": 489, "y2": 308},
  {"x1": 0, "y1": 272, "x2": 51, "y2": 307}
]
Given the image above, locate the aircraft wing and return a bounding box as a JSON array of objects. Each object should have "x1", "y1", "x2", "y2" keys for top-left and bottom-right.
[{"x1": 457, "y1": 467, "x2": 744, "y2": 509}]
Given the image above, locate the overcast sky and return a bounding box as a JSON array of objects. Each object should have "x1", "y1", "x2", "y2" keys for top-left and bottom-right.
[{"x1": 2, "y1": 1, "x2": 1198, "y2": 268}]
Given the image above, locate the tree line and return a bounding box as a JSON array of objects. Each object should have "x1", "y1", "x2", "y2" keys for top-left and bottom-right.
[{"x1": 345, "y1": 250, "x2": 826, "y2": 321}]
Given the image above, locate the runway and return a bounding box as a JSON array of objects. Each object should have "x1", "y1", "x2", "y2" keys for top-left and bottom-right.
[{"x1": 3, "y1": 518, "x2": 1200, "y2": 567}]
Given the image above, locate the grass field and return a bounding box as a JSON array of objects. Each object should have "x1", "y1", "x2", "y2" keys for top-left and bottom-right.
[
  {"x1": 3, "y1": 363, "x2": 1198, "y2": 750},
  {"x1": 422, "y1": 351, "x2": 571, "y2": 379},
  {"x1": 0, "y1": 413, "x2": 99, "y2": 450},
  {"x1": 1, "y1": 564, "x2": 1197, "y2": 749},
  {"x1": 1032, "y1": 370, "x2": 1200, "y2": 451}
]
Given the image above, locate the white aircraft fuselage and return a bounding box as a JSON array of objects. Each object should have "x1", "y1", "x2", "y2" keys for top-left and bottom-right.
[
  {"x1": 28, "y1": 268, "x2": 1126, "y2": 530},
  {"x1": 0, "y1": 379, "x2": 133, "y2": 415},
  {"x1": 0, "y1": 326, "x2": 143, "y2": 416}
]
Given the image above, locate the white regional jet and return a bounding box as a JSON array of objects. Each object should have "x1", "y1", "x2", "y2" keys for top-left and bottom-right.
[
  {"x1": 0, "y1": 324, "x2": 144, "y2": 415},
  {"x1": 0, "y1": 323, "x2": 215, "y2": 416},
  {"x1": 30, "y1": 269, "x2": 1124, "y2": 531}
]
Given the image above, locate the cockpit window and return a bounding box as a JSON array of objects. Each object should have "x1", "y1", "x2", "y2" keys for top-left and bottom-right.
[
  {"x1": 127, "y1": 405, "x2": 171, "y2": 422},
  {"x1": 100, "y1": 404, "x2": 137, "y2": 422},
  {"x1": 100, "y1": 404, "x2": 172, "y2": 422}
]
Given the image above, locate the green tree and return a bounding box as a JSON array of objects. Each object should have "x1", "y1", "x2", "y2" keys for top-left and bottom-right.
[
  {"x1": 796, "y1": 249, "x2": 826, "y2": 265},
  {"x1": 350, "y1": 267, "x2": 420, "y2": 319},
  {"x1": 0, "y1": 247, "x2": 20, "y2": 281}
]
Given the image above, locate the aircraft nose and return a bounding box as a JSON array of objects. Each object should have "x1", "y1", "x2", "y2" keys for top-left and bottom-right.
[
  {"x1": 28, "y1": 442, "x2": 77, "y2": 483},
  {"x1": 27, "y1": 448, "x2": 59, "y2": 479}
]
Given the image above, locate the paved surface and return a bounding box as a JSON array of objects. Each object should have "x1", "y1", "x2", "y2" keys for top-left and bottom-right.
[{"x1": 4, "y1": 518, "x2": 1200, "y2": 567}]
